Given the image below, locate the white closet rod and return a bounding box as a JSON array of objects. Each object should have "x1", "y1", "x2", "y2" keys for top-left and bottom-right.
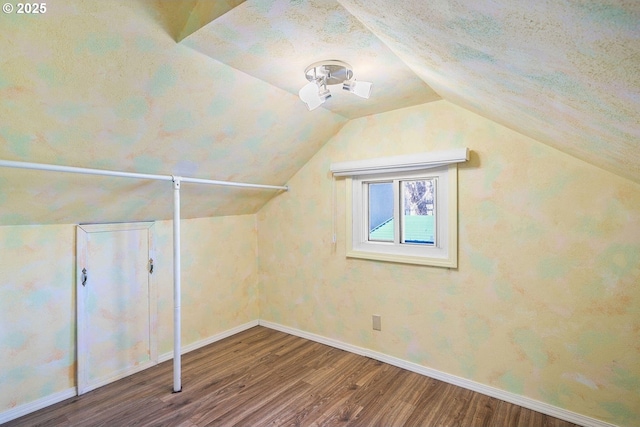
[
  {"x1": 0, "y1": 159, "x2": 289, "y2": 191},
  {"x1": 0, "y1": 158, "x2": 288, "y2": 394}
]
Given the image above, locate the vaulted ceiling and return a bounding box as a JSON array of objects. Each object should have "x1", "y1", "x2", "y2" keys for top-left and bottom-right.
[{"x1": 1, "y1": 0, "x2": 638, "y2": 225}]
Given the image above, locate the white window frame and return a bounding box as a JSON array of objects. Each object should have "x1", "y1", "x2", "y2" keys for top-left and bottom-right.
[{"x1": 332, "y1": 149, "x2": 467, "y2": 268}]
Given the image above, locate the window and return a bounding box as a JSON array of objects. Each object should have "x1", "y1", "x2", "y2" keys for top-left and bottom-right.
[
  {"x1": 349, "y1": 165, "x2": 456, "y2": 266},
  {"x1": 331, "y1": 149, "x2": 467, "y2": 268}
]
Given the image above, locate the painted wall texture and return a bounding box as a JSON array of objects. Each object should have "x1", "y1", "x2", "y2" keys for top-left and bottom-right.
[
  {"x1": 154, "y1": 216, "x2": 259, "y2": 354},
  {"x1": 257, "y1": 100, "x2": 640, "y2": 427},
  {"x1": 0, "y1": 224, "x2": 75, "y2": 413},
  {"x1": 0, "y1": 214, "x2": 259, "y2": 413}
]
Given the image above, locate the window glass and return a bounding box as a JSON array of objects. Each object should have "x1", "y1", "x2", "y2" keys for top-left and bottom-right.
[
  {"x1": 368, "y1": 182, "x2": 393, "y2": 242},
  {"x1": 401, "y1": 179, "x2": 435, "y2": 245}
]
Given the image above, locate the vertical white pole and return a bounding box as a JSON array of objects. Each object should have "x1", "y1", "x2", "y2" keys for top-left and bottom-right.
[{"x1": 172, "y1": 177, "x2": 182, "y2": 392}]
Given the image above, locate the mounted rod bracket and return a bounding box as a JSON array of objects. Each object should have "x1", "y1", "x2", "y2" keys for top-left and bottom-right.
[{"x1": 172, "y1": 175, "x2": 181, "y2": 189}]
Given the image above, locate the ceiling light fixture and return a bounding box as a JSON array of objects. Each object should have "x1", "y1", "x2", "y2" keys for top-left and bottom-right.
[{"x1": 299, "y1": 60, "x2": 373, "y2": 111}]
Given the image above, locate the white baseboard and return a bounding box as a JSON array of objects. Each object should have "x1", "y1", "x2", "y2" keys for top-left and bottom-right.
[
  {"x1": 259, "y1": 320, "x2": 617, "y2": 427},
  {"x1": 0, "y1": 388, "x2": 76, "y2": 425},
  {"x1": 79, "y1": 359, "x2": 158, "y2": 395},
  {"x1": 158, "y1": 319, "x2": 259, "y2": 362}
]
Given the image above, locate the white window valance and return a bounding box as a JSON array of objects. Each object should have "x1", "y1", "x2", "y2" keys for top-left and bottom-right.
[{"x1": 330, "y1": 148, "x2": 469, "y2": 177}]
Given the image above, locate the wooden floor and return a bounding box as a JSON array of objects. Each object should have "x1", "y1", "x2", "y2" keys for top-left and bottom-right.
[{"x1": 4, "y1": 326, "x2": 582, "y2": 427}]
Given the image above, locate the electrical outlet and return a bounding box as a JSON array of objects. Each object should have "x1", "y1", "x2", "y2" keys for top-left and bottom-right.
[{"x1": 372, "y1": 314, "x2": 381, "y2": 331}]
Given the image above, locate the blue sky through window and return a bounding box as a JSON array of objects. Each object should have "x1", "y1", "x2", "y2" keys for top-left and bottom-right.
[{"x1": 368, "y1": 182, "x2": 393, "y2": 241}]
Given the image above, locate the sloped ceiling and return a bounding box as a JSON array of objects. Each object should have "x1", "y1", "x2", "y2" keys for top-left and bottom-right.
[
  {"x1": 338, "y1": 0, "x2": 640, "y2": 184},
  {"x1": 0, "y1": 0, "x2": 638, "y2": 226}
]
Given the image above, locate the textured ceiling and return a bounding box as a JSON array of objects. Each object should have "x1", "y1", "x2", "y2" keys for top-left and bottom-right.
[
  {"x1": 0, "y1": 0, "x2": 638, "y2": 226},
  {"x1": 181, "y1": 0, "x2": 441, "y2": 118},
  {"x1": 339, "y1": 0, "x2": 640, "y2": 183}
]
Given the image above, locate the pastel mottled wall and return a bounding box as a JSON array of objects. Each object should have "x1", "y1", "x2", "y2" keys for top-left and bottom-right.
[
  {"x1": 154, "y1": 215, "x2": 259, "y2": 353},
  {"x1": 0, "y1": 224, "x2": 75, "y2": 412},
  {"x1": 0, "y1": 214, "x2": 258, "y2": 414},
  {"x1": 257, "y1": 101, "x2": 640, "y2": 426}
]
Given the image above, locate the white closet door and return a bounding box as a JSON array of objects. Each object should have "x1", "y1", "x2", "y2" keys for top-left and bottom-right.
[{"x1": 76, "y1": 222, "x2": 157, "y2": 395}]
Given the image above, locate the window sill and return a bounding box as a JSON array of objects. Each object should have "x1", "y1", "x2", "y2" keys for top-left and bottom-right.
[{"x1": 346, "y1": 249, "x2": 457, "y2": 268}]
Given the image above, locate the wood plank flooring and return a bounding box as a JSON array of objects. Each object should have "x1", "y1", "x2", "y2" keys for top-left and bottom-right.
[{"x1": 4, "y1": 326, "x2": 582, "y2": 427}]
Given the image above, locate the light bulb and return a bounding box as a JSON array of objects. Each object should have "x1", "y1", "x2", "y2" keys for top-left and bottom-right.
[
  {"x1": 343, "y1": 79, "x2": 372, "y2": 99},
  {"x1": 299, "y1": 81, "x2": 325, "y2": 111}
]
